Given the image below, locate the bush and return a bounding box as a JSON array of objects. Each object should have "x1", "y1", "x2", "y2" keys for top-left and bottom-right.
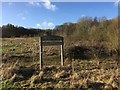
[{"x1": 65, "y1": 46, "x2": 93, "y2": 60}]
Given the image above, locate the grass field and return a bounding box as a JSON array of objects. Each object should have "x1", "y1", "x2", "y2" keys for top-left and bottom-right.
[{"x1": 1, "y1": 37, "x2": 120, "y2": 89}]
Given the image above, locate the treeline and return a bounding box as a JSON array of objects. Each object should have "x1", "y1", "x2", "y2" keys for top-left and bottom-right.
[
  {"x1": 54, "y1": 17, "x2": 119, "y2": 52},
  {"x1": 0, "y1": 24, "x2": 44, "y2": 38},
  {"x1": 54, "y1": 17, "x2": 118, "y2": 42}
]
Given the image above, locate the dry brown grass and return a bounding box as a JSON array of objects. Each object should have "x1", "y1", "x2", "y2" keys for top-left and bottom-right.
[{"x1": 1, "y1": 37, "x2": 120, "y2": 89}]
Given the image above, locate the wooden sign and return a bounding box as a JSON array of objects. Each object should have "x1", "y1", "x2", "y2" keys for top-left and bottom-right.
[{"x1": 39, "y1": 35, "x2": 64, "y2": 70}]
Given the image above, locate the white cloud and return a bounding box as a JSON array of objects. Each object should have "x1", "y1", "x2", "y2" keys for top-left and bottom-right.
[
  {"x1": 36, "y1": 21, "x2": 55, "y2": 29},
  {"x1": 21, "y1": 17, "x2": 26, "y2": 20},
  {"x1": 48, "y1": 22, "x2": 54, "y2": 27},
  {"x1": 42, "y1": 0, "x2": 57, "y2": 11},
  {"x1": 27, "y1": 0, "x2": 57, "y2": 11},
  {"x1": 37, "y1": 24, "x2": 41, "y2": 27},
  {"x1": 28, "y1": 2, "x2": 41, "y2": 6},
  {"x1": 81, "y1": 14, "x2": 86, "y2": 17},
  {"x1": 114, "y1": 0, "x2": 120, "y2": 6}
]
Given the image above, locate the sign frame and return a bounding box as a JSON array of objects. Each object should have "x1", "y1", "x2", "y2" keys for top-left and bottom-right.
[{"x1": 39, "y1": 35, "x2": 64, "y2": 70}]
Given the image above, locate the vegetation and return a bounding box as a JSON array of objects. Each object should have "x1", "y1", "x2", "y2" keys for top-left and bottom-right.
[
  {"x1": 0, "y1": 24, "x2": 52, "y2": 38},
  {"x1": 0, "y1": 16, "x2": 120, "y2": 89},
  {"x1": 55, "y1": 17, "x2": 119, "y2": 53}
]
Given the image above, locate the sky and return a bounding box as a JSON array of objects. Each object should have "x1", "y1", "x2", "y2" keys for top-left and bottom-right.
[{"x1": 1, "y1": 1, "x2": 118, "y2": 29}]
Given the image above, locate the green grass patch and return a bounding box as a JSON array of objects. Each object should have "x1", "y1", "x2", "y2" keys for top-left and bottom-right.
[{"x1": 2, "y1": 45, "x2": 21, "y2": 53}]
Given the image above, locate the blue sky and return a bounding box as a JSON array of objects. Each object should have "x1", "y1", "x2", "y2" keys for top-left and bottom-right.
[{"x1": 2, "y1": 1, "x2": 118, "y2": 29}]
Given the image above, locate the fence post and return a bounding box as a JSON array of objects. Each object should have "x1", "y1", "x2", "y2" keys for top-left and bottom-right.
[
  {"x1": 61, "y1": 38, "x2": 64, "y2": 66},
  {"x1": 40, "y1": 37, "x2": 43, "y2": 70}
]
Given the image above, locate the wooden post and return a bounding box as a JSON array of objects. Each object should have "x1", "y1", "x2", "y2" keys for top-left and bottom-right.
[
  {"x1": 40, "y1": 37, "x2": 43, "y2": 70},
  {"x1": 61, "y1": 39, "x2": 64, "y2": 66}
]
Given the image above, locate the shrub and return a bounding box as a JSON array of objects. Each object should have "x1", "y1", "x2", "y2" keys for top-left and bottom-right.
[{"x1": 65, "y1": 46, "x2": 93, "y2": 60}]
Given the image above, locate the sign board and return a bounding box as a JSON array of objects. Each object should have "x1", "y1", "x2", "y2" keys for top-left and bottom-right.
[{"x1": 39, "y1": 35, "x2": 64, "y2": 70}]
